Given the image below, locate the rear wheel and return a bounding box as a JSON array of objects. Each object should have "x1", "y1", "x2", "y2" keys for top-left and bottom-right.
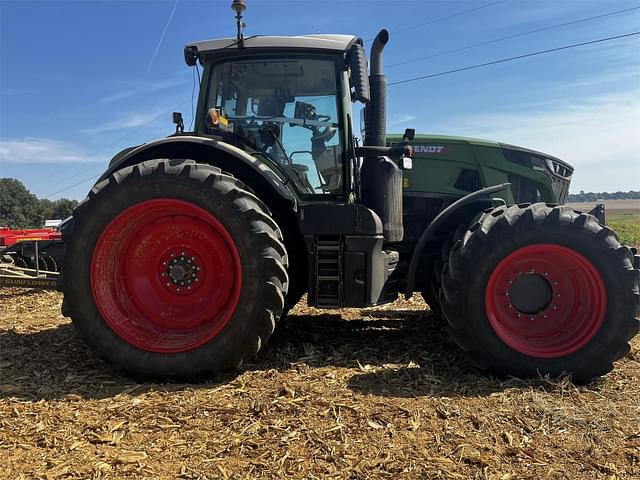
[
  {"x1": 61, "y1": 159, "x2": 288, "y2": 379},
  {"x1": 441, "y1": 203, "x2": 639, "y2": 383}
]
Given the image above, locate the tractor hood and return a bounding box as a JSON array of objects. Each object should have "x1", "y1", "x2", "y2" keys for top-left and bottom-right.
[{"x1": 388, "y1": 133, "x2": 574, "y2": 173}]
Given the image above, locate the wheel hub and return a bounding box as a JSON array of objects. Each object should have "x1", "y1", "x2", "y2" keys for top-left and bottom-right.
[
  {"x1": 485, "y1": 244, "x2": 606, "y2": 358},
  {"x1": 509, "y1": 273, "x2": 552, "y2": 315},
  {"x1": 159, "y1": 248, "x2": 203, "y2": 295}
]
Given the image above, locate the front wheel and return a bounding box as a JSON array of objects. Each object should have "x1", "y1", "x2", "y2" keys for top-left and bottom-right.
[
  {"x1": 440, "y1": 203, "x2": 639, "y2": 383},
  {"x1": 61, "y1": 159, "x2": 288, "y2": 379}
]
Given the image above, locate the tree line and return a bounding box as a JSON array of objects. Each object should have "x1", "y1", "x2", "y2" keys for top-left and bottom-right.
[
  {"x1": 567, "y1": 190, "x2": 640, "y2": 203},
  {"x1": 1, "y1": 176, "x2": 637, "y2": 229},
  {"x1": 0, "y1": 178, "x2": 78, "y2": 229}
]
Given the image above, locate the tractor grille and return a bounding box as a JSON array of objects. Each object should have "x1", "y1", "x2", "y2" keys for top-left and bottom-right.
[{"x1": 454, "y1": 168, "x2": 481, "y2": 192}]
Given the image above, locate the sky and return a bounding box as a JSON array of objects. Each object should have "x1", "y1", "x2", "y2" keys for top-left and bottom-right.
[{"x1": 0, "y1": 0, "x2": 639, "y2": 200}]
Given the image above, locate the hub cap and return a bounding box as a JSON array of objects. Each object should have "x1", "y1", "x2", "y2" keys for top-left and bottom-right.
[
  {"x1": 91, "y1": 199, "x2": 242, "y2": 353},
  {"x1": 485, "y1": 244, "x2": 606, "y2": 358}
]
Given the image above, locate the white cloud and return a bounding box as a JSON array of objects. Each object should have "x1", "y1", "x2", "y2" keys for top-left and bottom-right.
[
  {"x1": 436, "y1": 90, "x2": 640, "y2": 192},
  {"x1": 0, "y1": 138, "x2": 93, "y2": 164},
  {"x1": 83, "y1": 111, "x2": 165, "y2": 134},
  {"x1": 0, "y1": 88, "x2": 33, "y2": 96},
  {"x1": 99, "y1": 77, "x2": 190, "y2": 104},
  {"x1": 388, "y1": 114, "x2": 417, "y2": 127}
]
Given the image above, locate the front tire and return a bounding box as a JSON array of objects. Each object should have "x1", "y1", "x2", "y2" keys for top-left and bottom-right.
[
  {"x1": 440, "y1": 203, "x2": 639, "y2": 383},
  {"x1": 61, "y1": 159, "x2": 288, "y2": 379}
]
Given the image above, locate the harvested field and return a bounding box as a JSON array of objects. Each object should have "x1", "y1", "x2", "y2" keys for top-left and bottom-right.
[{"x1": 1, "y1": 289, "x2": 639, "y2": 479}]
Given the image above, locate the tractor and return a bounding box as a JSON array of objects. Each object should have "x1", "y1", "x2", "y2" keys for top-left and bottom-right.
[{"x1": 59, "y1": 1, "x2": 639, "y2": 382}]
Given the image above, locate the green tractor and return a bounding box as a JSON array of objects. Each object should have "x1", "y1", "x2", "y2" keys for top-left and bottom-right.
[{"x1": 60, "y1": 2, "x2": 638, "y2": 382}]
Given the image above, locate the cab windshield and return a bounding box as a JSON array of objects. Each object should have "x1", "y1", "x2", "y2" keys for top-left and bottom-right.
[{"x1": 205, "y1": 55, "x2": 344, "y2": 196}]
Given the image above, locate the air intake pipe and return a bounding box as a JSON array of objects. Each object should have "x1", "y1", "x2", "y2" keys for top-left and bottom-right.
[{"x1": 365, "y1": 29, "x2": 389, "y2": 147}]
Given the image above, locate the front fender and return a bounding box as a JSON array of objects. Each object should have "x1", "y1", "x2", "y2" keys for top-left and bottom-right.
[
  {"x1": 404, "y1": 183, "x2": 511, "y2": 297},
  {"x1": 99, "y1": 135, "x2": 296, "y2": 203}
]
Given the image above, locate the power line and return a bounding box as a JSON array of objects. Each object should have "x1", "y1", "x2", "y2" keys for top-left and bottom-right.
[
  {"x1": 43, "y1": 174, "x2": 102, "y2": 200},
  {"x1": 387, "y1": 6, "x2": 640, "y2": 69},
  {"x1": 365, "y1": 0, "x2": 509, "y2": 41},
  {"x1": 30, "y1": 100, "x2": 189, "y2": 193},
  {"x1": 389, "y1": 31, "x2": 640, "y2": 87},
  {"x1": 43, "y1": 128, "x2": 176, "y2": 199},
  {"x1": 391, "y1": 0, "x2": 510, "y2": 35}
]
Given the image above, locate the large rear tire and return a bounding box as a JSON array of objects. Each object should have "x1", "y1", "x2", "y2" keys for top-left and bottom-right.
[
  {"x1": 440, "y1": 203, "x2": 639, "y2": 383},
  {"x1": 61, "y1": 159, "x2": 288, "y2": 379}
]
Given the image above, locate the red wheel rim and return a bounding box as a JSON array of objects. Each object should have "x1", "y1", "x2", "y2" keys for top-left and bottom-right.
[
  {"x1": 91, "y1": 199, "x2": 242, "y2": 353},
  {"x1": 485, "y1": 244, "x2": 606, "y2": 358}
]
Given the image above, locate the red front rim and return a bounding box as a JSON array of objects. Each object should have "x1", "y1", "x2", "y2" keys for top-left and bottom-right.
[
  {"x1": 485, "y1": 244, "x2": 606, "y2": 358},
  {"x1": 91, "y1": 199, "x2": 242, "y2": 353}
]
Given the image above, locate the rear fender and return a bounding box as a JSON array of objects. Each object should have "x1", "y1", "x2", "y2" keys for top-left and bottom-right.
[{"x1": 100, "y1": 136, "x2": 296, "y2": 205}]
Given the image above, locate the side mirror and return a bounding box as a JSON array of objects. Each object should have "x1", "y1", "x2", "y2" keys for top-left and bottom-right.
[
  {"x1": 349, "y1": 44, "x2": 370, "y2": 104},
  {"x1": 402, "y1": 128, "x2": 415, "y2": 142},
  {"x1": 172, "y1": 112, "x2": 184, "y2": 134}
]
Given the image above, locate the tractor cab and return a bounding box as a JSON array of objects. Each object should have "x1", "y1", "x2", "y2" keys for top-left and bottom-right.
[
  {"x1": 183, "y1": 30, "x2": 411, "y2": 308},
  {"x1": 186, "y1": 35, "x2": 357, "y2": 198}
]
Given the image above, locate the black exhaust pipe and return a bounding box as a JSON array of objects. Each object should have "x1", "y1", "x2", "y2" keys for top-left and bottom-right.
[
  {"x1": 365, "y1": 29, "x2": 389, "y2": 147},
  {"x1": 361, "y1": 29, "x2": 402, "y2": 243}
]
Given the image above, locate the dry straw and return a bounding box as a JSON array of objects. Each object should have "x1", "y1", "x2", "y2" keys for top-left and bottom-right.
[{"x1": 1, "y1": 289, "x2": 638, "y2": 479}]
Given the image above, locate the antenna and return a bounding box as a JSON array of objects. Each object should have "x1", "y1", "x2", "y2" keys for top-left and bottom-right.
[{"x1": 231, "y1": 0, "x2": 247, "y2": 44}]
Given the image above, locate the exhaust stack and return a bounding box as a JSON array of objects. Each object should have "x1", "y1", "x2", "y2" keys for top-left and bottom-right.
[{"x1": 365, "y1": 29, "x2": 389, "y2": 147}]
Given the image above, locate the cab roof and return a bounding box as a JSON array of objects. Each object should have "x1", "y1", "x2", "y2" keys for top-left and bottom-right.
[{"x1": 185, "y1": 34, "x2": 360, "y2": 64}]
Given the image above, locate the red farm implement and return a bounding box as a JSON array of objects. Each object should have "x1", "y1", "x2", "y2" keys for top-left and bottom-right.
[{"x1": 0, "y1": 227, "x2": 63, "y2": 289}]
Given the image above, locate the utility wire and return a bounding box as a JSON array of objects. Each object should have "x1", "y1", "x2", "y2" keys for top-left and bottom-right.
[
  {"x1": 43, "y1": 174, "x2": 103, "y2": 200},
  {"x1": 391, "y1": 0, "x2": 509, "y2": 36},
  {"x1": 388, "y1": 6, "x2": 640, "y2": 68},
  {"x1": 30, "y1": 100, "x2": 189, "y2": 193},
  {"x1": 43, "y1": 129, "x2": 175, "y2": 199},
  {"x1": 365, "y1": 0, "x2": 509, "y2": 41},
  {"x1": 389, "y1": 31, "x2": 640, "y2": 86}
]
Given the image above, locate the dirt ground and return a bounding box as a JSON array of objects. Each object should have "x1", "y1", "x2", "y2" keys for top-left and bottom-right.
[{"x1": 1, "y1": 289, "x2": 638, "y2": 479}]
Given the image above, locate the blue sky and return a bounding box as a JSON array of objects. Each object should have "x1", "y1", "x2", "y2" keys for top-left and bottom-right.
[{"x1": 0, "y1": 0, "x2": 639, "y2": 200}]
